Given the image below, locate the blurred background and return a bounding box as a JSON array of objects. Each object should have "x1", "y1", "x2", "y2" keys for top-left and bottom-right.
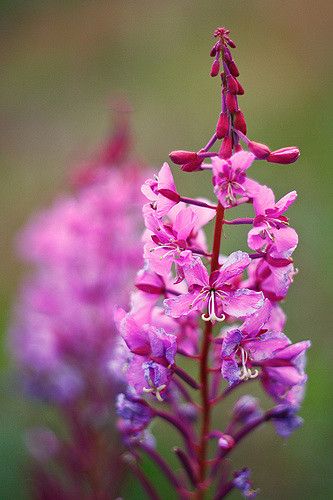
[{"x1": 1, "y1": 1, "x2": 332, "y2": 498}]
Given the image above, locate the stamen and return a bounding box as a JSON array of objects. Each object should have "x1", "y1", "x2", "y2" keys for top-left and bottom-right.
[
  {"x1": 143, "y1": 383, "x2": 167, "y2": 402},
  {"x1": 201, "y1": 290, "x2": 226, "y2": 322},
  {"x1": 238, "y1": 347, "x2": 259, "y2": 381}
]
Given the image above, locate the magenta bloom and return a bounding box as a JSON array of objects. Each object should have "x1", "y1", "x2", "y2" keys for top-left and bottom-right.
[
  {"x1": 141, "y1": 162, "x2": 180, "y2": 218},
  {"x1": 118, "y1": 310, "x2": 177, "y2": 400},
  {"x1": 220, "y1": 300, "x2": 310, "y2": 406},
  {"x1": 212, "y1": 151, "x2": 257, "y2": 207},
  {"x1": 248, "y1": 185, "x2": 298, "y2": 253},
  {"x1": 165, "y1": 251, "x2": 264, "y2": 322}
]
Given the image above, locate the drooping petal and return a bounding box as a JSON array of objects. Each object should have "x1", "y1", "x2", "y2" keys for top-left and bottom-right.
[
  {"x1": 271, "y1": 227, "x2": 298, "y2": 255},
  {"x1": 223, "y1": 289, "x2": 264, "y2": 318},
  {"x1": 173, "y1": 206, "x2": 198, "y2": 241}
]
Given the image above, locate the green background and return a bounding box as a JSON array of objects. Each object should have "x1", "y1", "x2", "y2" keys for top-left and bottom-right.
[{"x1": 1, "y1": 1, "x2": 332, "y2": 498}]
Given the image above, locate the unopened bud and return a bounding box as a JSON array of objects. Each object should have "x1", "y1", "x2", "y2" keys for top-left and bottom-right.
[
  {"x1": 248, "y1": 141, "x2": 271, "y2": 159},
  {"x1": 216, "y1": 112, "x2": 229, "y2": 139},
  {"x1": 236, "y1": 80, "x2": 244, "y2": 95},
  {"x1": 267, "y1": 147, "x2": 300, "y2": 164},
  {"x1": 226, "y1": 38, "x2": 236, "y2": 49},
  {"x1": 234, "y1": 110, "x2": 247, "y2": 135},
  {"x1": 219, "y1": 136, "x2": 233, "y2": 159},
  {"x1": 210, "y1": 44, "x2": 218, "y2": 57},
  {"x1": 226, "y1": 74, "x2": 238, "y2": 94},
  {"x1": 218, "y1": 434, "x2": 235, "y2": 450},
  {"x1": 234, "y1": 143, "x2": 243, "y2": 152},
  {"x1": 169, "y1": 150, "x2": 198, "y2": 165},
  {"x1": 181, "y1": 158, "x2": 203, "y2": 172},
  {"x1": 226, "y1": 92, "x2": 238, "y2": 114},
  {"x1": 228, "y1": 60, "x2": 240, "y2": 77},
  {"x1": 210, "y1": 59, "x2": 220, "y2": 77}
]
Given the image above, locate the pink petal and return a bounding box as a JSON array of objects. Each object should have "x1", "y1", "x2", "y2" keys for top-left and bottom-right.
[
  {"x1": 174, "y1": 207, "x2": 197, "y2": 241},
  {"x1": 230, "y1": 150, "x2": 255, "y2": 171},
  {"x1": 216, "y1": 251, "x2": 250, "y2": 284},
  {"x1": 252, "y1": 184, "x2": 275, "y2": 215},
  {"x1": 270, "y1": 191, "x2": 297, "y2": 216},
  {"x1": 271, "y1": 227, "x2": 298, "y2": 255},
  {"x1": 183, "y1": 258, "x2": 209, "y2": 287},
  {"x1": 242, "y1": 299, "x2": 272, "y2": 336},
  {"x1": 223, "y1": 289, "x2": 264, "y2": 318},
  {"x1": 164, "y1": 291, "x2": 202, "y2": 318}
]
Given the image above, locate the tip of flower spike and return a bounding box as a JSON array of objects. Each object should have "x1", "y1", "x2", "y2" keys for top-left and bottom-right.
[{"x1": 213, "y1": 27, "x2": 236, "y2": 48}]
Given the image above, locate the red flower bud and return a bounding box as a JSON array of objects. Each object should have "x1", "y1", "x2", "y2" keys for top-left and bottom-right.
[
  {"x1": 219, "y1": 136, "x2": 233, "y2": 159},
  {"x1": 169, "y1": 150, "x2": 198, "y2": 165},
  {"x1": 228, "y1": 60, "x2": 240, "y2": 77},
  {"x1": 248, "y1": 141, "x2": 271, "y2": 159},
  {"x1": 234, "y1": 143, "x2": 243, "y2": 152},
  {"x1": 236, "y1": 80, "x2": 244, "y2": 95},
  {"x1": 266, "y1": 147, "x2": 300, "y2": 164},
  {"x1": 226, "y1": 92, "x2": 238, "y2": 114},
  {"x1": 218, "y1": 434, "x2": 235, "y2": 450},
  {"x1": 226, "y1": 74, "x2": 238, "y2": 94},
  {"x1": 234, "y1": 110, "x2": 247, "y2": 135},
  {"x1": 210, "y1": 45, "x2": 217, "y2": 57},
  {"x1": 210, "y1": 59, "x2": 220, "y2": 77},
  {"x1": 226, "y1": 38, "x2": 236, "y2": 49},
  {"x1": 181, "y1": 158, "x2": 203, "y2": 172},
  {"x1": 216, "y1": 112, "x2": 229, "y2": 139}
]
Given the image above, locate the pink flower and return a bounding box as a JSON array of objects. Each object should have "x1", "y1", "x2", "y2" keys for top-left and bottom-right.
[
  {"x1": 141, "y1": 162, "x2": 180, "y2": 218},
  {"x1": 248, "y1": 185, "x2": 298, "y2": 254},
  {"x1": 143, "y1": 204, "x2": 214, "y2": 281},
  {"x1": 164, "y1": 251, "x2": 264, "y2": 322},
  {"x1": 212, "y1": 151, "x2": 257, "y2": 207}
]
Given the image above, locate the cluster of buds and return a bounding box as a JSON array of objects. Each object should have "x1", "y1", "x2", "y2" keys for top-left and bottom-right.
[
  {"x1": 11, "y1": 104, "x2": 149, "y2": 498},
  {"x1": 116, "y1": 27, "x2": 310, "y2": 499},
  {"x1": 170, "y1": 27, "x2": 299, "y2": 172}
]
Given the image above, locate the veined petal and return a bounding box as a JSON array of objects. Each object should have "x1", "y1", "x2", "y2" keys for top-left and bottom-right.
[
  {"x1": 174, "y1": 206, "x2": 198, "y2": 241},
  {"x1": 241, "y1": 299, "x2": 272, "y2": 336},
  {"x1": 268, "y1": 191, "x2": 297, "y2": 216},
  {"x1": 252, "y1": 184, "x2": 275, "y2": 215},
  {"x1": 216, "y1": 251, "x2": 251, "y2": 285},
  {"x1": 230, "y1": 150, "x2": 255, "y2": 171},
  {"x1": 164, "y1": 290, "x2": 204, "y2": 318},
  {"x1": 223, "y1": 289, "x2": 264, "y2": 318},
  {"x1": 183, "y1": 258, "x2": 209, "y2": 287}
]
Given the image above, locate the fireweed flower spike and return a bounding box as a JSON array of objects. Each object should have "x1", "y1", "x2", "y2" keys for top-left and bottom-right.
[
  {"x1": 115, "y1": 27, "x2": 311, "y2": 499},
  {"x1": 11, "y1": 103, "x2": 150, "y2": 498}
]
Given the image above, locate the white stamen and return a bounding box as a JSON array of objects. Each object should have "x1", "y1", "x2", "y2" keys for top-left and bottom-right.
[
  {"x1": 238, "y1": 347, "x2": 258, "y2": 381},
  {"x1": 143, "y1": 383, "x2": 167, "y2": 402},
  {"x1": 201, "y1": 290, "x2": 225, "y2": 323}
]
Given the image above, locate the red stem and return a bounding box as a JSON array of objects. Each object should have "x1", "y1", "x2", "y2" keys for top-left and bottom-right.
[{"x1": 197, "y1": 203, "x2": 225, "y2": 497}]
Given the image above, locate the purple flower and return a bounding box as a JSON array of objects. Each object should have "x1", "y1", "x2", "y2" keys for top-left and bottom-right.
[
  {"x1": 212, "y1": 151, "x2": 257, "y2": 207},
  {"x1": 269, "y1": 404, "x2": 303, "y2": 438},
  {"x1": 118, "y1": 311, "x2": 177, "y2": 400},
  {"x1": 233, "y1": 468, "x2": 258, "y2": 498},
  {"x1": 164, "y1": 251, "x2": 264, "y2": 322},
  {"x1": 116, "y1": 390, "x2": 153, "y2": 435},
  {"x1": 232, "y1": 395, "x2": 263, "y2": 425}
]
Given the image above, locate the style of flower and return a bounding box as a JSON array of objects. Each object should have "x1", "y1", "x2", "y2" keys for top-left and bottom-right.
[
  {"x1": 212, "y1": 150, "x2": 258, "y2": 207},
  {"x1": 164, "y1": 251, "x2": 264, "y2": 322}
]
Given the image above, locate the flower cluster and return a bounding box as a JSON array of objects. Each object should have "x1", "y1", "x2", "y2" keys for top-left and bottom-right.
[
  {"x1": 11, "y1": 104, "x2": 149, "y2": 498},
  {"x1": 116, "y1": 28, "x2": 310, "y2": 498}
]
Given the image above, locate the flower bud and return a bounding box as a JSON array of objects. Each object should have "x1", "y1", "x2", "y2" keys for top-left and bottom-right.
[
  {"x1": 248, "y1": 141, "x2": 271, "y2": 159},
  {"x1": 216, "y1": 112, "x2": 229, "y2": 139},
  {"x1": 226, "y1": 74, "x2": 238, "y2": 94},
  {"x1": 181, "y1": 159, "x2": 203, "y2": 172},
  {"x1": 228, "y1": 60, "x2": 240, "y2": 77},
  {"x1": 226, "y1": 92, "x2": 238, "y2": 114},
  {"x1": 266, "y1": 147, "x2": 300, "y2": 164},
  {"x1": 218, "y1": 434, "x2": 235, "y2": 450},
  {"x1": 169, "y1": 150, "x2": 198, "y2": 165},
  {"x1": 210, "y1": 59, "x2": 220, "y2": 77},
  {"x1": 234, "y1": 110, "x2": 247, "y2": 135},
  {"x1": 226, "y1": 38, "x2": 236, "y2": 49},
  {"x1": 233, "y1": 395, "x2": 263, "y2": 425},
  {"x1": 236, "y1": 80, "x2": 245, "y2": 95},
  {"x1": 219, "y1": 136, "x2": 233, "y2": 159}
]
